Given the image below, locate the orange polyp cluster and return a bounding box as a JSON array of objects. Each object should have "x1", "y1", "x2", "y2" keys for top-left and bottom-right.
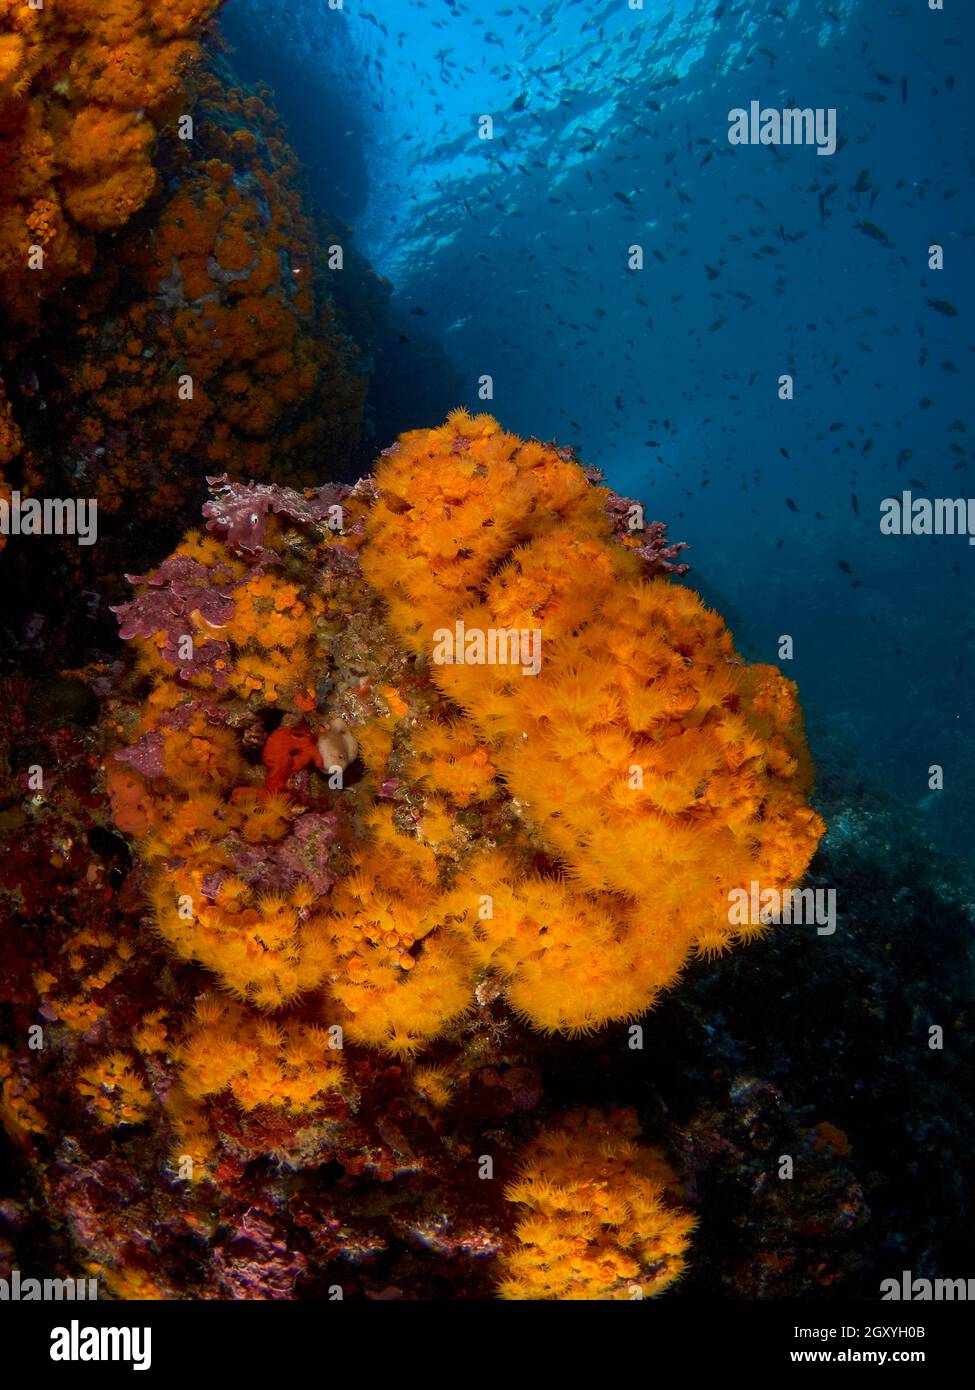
[
  {"x1": 2, "y1": 45, "x2": 383, "y2": 532},
  {"x1": 112, "y1": 540, "x2": 353, "y2": 1011},
  {"x1": 33, "y1": 927, "x2": 138, "y2": 1036},
  {"x1": 178, "y1": 997, "x2": 344, "y2": 1113},
  {"x1": 498, "y1": 1108, "x2": 695, "y2": 1300},
  {"x1": 0, "y1": 0, "x2": 220, "y2": 320},
  {"x1": 144, "y1": 810, "x2": 340, "y2": 1011},
  {"x1": 328, "y1": 808, "x2": 475, "y2": 1056},
  {"x1": 361, "y1": 412, "x2": 621, "y2": 654},
  {"x1": 0, "y1": 1045, "x2": 48, "y2": 1144},
  {"x1": 410, "y1": 719, "x2": 498, "y2": 805},
  {"x1": 441, "y1": 856, "x2": 688, "y2": 1037},
  {"x1": 76, "y1": 1050, "x2": 153, "y2": 1128},
  {"x1": 111, "y1": 412, "x2": 824, "y2": 1112},
  {"x1": 359, "y1": 411, "x2": 825, "y2": 1033}
]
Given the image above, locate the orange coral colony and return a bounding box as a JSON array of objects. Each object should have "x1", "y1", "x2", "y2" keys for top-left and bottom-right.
[
  {"x1": 498, "y1": 1108, "x2": 696, "y2": 1300},
  {"x1": 109, "y1": 412, "x2": 825, "y2": 1087},
  {"x1": 0, "y1": 0, "x2": 221, "y2": 321},
  {"x1": 360, "y1": 411, "x2": 825, "y2": 1026}
]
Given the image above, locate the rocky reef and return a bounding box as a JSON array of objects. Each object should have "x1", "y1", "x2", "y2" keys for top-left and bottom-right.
[
  {"x1": 0, "y1": 412, "x2": 971, "y2": 1299},
  {"x1": 1, "y1": 5, "x2": 971, "y2": 1309},
  {"x1": 0, "y1": 409, "x2": 836, "y2": 1299},
  {"x1": 0, "y1": 1, "x2": 392, "y2": 668}
]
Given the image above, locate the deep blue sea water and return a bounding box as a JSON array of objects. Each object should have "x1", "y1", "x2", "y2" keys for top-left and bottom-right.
[{"x1": 222, "y1": 0, "x2": 972, "y2": 858}]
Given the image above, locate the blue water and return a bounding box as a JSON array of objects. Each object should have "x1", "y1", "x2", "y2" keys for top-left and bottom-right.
[{"x1": 223, "y1": 0, "x2": 973, "y2": 856}]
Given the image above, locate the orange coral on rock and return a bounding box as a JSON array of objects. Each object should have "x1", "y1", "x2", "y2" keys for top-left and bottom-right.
[
  {"x1": 0, "y1": 0, "x2": 221, "y2": 323},
  {"x1": 76, "y1": 1050, "x2": 153, "y2": 1128},
  {"x1": 53, "y1": 67, "x2": 376, "y2": 527},
  {"x1": 0, "y1": 1044, "x2": 48, "y2": 1146},
  {"x1": 0, "y1": 415, "x2": 829, "y2": 1296},
  {"x1": 498, "y1": 1108, "x2": 695, "y2": 1300},
  {"x1": 178, "y1": 997, "x2": 345, "y2": 1114},
  {"x1": 0, "y1": 27, "x2": 389, "y2": 603},
  {"x1": 359, "y1": 411, "x2": 825, "y2": 1031},
  {"x1": 107, "y1": 415, "x2": 824, "y2": 1103}
]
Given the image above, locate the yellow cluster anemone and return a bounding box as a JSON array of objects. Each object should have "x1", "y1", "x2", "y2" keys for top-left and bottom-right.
[
  {"x1": 0, "y1": 1045, "x2": 47, "y2": 1145},
  {"x1": 358, "y1": 411, "x2": 825, "y2": 1032},
  {"x1": 361, "y1": 410, "x2": 620, "y2": 654},
  {"x1": 498, "y1": 1108, "x2": 695, "y2": 1300},
  {"x1": 109, "y1": 416, "x2": 824, "y2": 1089},
  {"x1": 441, "y1": 854, "x2": 687, "y2": 1037},
  {"x1": 0, "y1": 0, "x2": 221, "y2": 321},
  {"x1": 178, "y1": 997, "x2": 345, "y2": 1114},
  {"x1": 76, "y1": 1051, "x2": 153, "y2": 1128},
  {"x1": 328, "y1": 808, "x2": 475, "y2": 1056},
  {"x1": 149, "y1": 866, "x2": 339, "y2": 1013},
  {"x1": 33, "y1": 927, "x2": 139, "y2": 1036}
]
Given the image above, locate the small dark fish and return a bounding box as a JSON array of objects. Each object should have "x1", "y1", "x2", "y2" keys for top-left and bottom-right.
[
  {"x1": 397, "y1": 334, "x2": 411, "y2": 344},
  {"x1": 851, "y1": 494, "x2": 860, "y2": 516},
  {"x1": 897, "y1": 448, "x2": 913, "y2": 468},
  {"x1": 707, "y1": 317, "x2": 726, "y2": 332},
  {"x1": 855, "y1": 221, "x2": 892, "y2": 245},
  {"x1": 837, "y1": 560, "x2": 852, "y2": 574},
  {"x1": 613, "y1": 191, "x2": 633, "y2": 206},
  {"x1": 852, "y1": 168, "x2": 871, "y2": 193},
  {"x1": 785, "y1": 498, "x2": 799, "y2": 512},
  {"x1": 779, "y1": 447, "x2": 790, "y2": 459},
  {"x1": 928, "y1": 298, "x2": 958, "y2": 316},
  {"x1": 705, "y1": 264, "x2": 720, "y2": 280},
  {"x1": 409, "y1": 306, "x2": 428, "y2": 316}
]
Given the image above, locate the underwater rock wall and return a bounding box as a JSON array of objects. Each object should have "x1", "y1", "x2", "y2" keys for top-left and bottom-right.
[
  {"x1": 0, "y1": 415, "x2": 827, "y2": 1299},
  {"x1": 0, "y1": 3, "x2": 390, "y2": 645}
]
